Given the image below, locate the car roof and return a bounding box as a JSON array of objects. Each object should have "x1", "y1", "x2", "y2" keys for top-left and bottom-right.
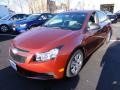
[
  {"x1": 31, "y1": 13, "x2": 41, "y2": 15},
  {"x1": 31, "y1": 13, "x2": 52, "y2": 15},
  {"x1": 61, "y1": 10, "x2": 96, "y2": 14},
  {"x1": 13, "y1": 13, "x2": 28, "y2": 15}
]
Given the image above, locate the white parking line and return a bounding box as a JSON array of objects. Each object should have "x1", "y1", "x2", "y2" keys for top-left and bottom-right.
[
  {"x1": 0, "y1": 34, "x2": 16, "y2": 37},
  {"x1": 110, "y1": 40, "x2": 120, "y2": 42}
]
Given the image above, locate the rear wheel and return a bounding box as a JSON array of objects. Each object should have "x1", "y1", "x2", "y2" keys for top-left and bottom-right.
[
  {"x1": 66, "y1": 50, "x2": 83, "y2": 77},
  {"x1": 0, "y1": 25, "x2": 9, "y2": 33}
]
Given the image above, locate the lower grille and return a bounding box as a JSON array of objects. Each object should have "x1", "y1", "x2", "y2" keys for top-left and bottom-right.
[
  {"x1": 10, "y1": 49, "x2": 26, "y2": 63},
  {"x1": 17, "y1": 66, "x2": 54, "y2": 79}
]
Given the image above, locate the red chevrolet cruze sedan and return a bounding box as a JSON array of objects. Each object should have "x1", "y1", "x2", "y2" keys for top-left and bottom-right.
[{"x1": 9, "y1": 10, "x2": 112, "y2": 79}]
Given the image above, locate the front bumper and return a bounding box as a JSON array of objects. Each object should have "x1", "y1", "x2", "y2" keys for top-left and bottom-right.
[
  {"x1": 13, "y1": 26, "x2": 28, "y2": 33},
  {"x1": 17, "y1": 65, "x2": 54, "y2": 80},
  {"x1": 9, "y1": 48, "x2": 69, "y2": 79}
]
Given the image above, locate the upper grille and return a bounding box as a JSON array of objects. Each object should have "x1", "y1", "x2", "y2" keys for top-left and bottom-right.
[
  {"x1": 16, "y1": 48, "x2": 29, "y2": 53},
  {"x1": 10, "y1": 49, "x2": 26, "y2": 63}
]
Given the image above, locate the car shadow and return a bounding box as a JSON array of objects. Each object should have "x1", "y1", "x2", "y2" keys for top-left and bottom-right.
[
  {"x1": 96, "y1": 42, "x2": 120, "y2": 90},
  {"x1": 0, "y1": 66, "x2": 80, "y2": 90},
  {"x1": 0, "y1": 35, "x2": 15, "y2": 42}
]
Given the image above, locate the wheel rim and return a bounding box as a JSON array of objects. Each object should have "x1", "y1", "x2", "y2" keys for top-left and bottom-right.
[
  {"x1": 70, "y1": 53, "x2": 83, "y2": 75},
  {"x1": 1, "y1": 26, "x2": 8, "y2": 32}
]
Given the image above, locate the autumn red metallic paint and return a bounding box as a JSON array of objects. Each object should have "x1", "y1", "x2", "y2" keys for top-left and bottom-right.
[{"x1": 9, "y1": 10, "x2": 112, "y2": 79}]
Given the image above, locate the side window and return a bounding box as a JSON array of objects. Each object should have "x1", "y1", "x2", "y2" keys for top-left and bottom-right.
[
  {"x1": 40, "y1": 15, "x2": 47, "y2": 20},
  {"x1": 97, "y1": 11, "x2": 107, "y2": 23},
  {"x1": 12, "y1": 14, "x2": 28, "y2": 20},
  {"x1": 88, "y1": 12, "x2": 98, "y2": 27},
  {"x1": 87, "y1": 12, "x2": 99, "y2": 31},
  {"x1": 24, "y1": 15, "x2": 28, "y2": 18},
  {"x1": 10, "y1": 15, "x2": 18, "y2": 21},
  {"x1": 47, "y1": 14, "x2": 53, "y2": 19},
  {"x1": 17, "y1": 14, "x2": 24, "y2": 20}
]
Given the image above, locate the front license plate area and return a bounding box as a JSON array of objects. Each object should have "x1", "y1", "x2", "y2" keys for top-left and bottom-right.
[{"x1": 9, "y1": 60, "x2": 17, "y2": 71}]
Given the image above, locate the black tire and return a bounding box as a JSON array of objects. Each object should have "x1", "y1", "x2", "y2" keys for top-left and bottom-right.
[
  {"x1": 66, "y1": 49, "x2": 83, "y2": 77},
  {"x1": 0, "y1": 25, "x2": 9, "y2": 33}
]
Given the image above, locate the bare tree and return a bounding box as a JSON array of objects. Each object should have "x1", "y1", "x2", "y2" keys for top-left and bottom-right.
[
  {"x1": 25, "y1": 0, "x2": 50, "y2": 13},
  {"x1": 17, "y1": 0, "x2": 23, "y2": 13},
  {"x1": 41, "y1": 0, "x2": 44, "y2": 12},
  {"x1": 25, "y1": 0, "x2": 35, "y2": 13}
]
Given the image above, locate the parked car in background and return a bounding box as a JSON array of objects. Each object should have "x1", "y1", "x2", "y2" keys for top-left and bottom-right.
[
  {"x1": 115, "y1": 10, "x2": 120, "y2": 20},
  {"x1": 9, "y1": 10, "x2": 112, "y2": 79},
  {"x1": 0, "y1": 5, "x2": 14, "y2": 19},
  {"x1": 0, "y1": 14, "x2": 29, "y2": 33},
  {"x1": 104, "y1": 11, "x2": 117, "y2": 23},
  {"x1": 12, "y1": 13, "x2": 54, "y2": 33}
]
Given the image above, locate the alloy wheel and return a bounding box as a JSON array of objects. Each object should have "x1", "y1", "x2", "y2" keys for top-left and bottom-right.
[
  {"x1": 0, "y1": 25, "x2": 9, "y2": 32},
  {"x1": 66, "y1": 50, "x2": 83, "y2": 77}
]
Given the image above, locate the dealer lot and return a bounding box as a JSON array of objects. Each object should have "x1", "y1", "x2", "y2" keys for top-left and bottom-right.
[{"x1": 0, "y1": 23, "x2": 120, "y2": 90}]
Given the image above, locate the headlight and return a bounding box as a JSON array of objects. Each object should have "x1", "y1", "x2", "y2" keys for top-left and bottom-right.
[
  {"x1": 35, "y1": 48, "x2": 59, "y2": 61},
  {"x1": 20, "y1": 24, "x2": 27, "y2": 27},
  {"x1": 13, "y1": 24, "x2": 17, "y2": 27},
  {"x1": 11, "y1": 48, "x2": 18, "y2": 54}
]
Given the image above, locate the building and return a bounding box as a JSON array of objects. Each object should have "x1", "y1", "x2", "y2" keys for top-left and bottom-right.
[
  {"x1": 54, "y1": 0, "x2": 120, "y2": 13},
  {"x1": 69, "y1": 0, "x2": 120, "y2": 13}
]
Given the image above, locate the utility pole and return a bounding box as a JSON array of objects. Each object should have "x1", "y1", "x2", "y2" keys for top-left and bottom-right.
[
  {"x1": 66, "y1": 0, "x2": 70, "y2": 11},
  {"x1": 47, "y1": 0, "x2": 50, "y2": 12}
]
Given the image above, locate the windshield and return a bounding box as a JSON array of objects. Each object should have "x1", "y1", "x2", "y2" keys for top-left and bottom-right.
[
  {"x1": 44, "y1": 13, "x2": 87, "y2": 30},
  {"x1": 26, "y1": 14, "x2": 41, "y2": 21},
  {"x1": 1, "y1": 15, "x2": 12, "y2": 20}
]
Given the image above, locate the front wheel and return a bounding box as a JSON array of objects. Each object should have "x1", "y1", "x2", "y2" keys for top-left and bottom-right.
[
  {"x1": 66, "y1": 50, "x2": 83, "y2": 77},
  {"x1": 0, "y1": 25, "x2": 9, "y2": 33}
]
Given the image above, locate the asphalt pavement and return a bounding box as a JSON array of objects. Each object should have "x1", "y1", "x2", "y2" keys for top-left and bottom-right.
[{"x1": 0, "y1": 23, "x2": 120, "y2": 90}]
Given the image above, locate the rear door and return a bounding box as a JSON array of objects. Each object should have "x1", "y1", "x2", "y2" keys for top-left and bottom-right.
[{"x1": 30, "y1": 15, "x2": 43, "y2": 27}]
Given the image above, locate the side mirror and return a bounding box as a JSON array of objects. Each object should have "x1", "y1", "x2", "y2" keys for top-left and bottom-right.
[{"x1": 88, "y1": 24, "x2": 100, "y2": 30}]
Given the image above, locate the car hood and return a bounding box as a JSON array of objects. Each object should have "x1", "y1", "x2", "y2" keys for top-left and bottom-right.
[
  {"x1": 0, "y1": 20, "x2": 13, "y2": 24},
  {"x1": 13, "y1": 27, "x2": 76, "y2": 52}
]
